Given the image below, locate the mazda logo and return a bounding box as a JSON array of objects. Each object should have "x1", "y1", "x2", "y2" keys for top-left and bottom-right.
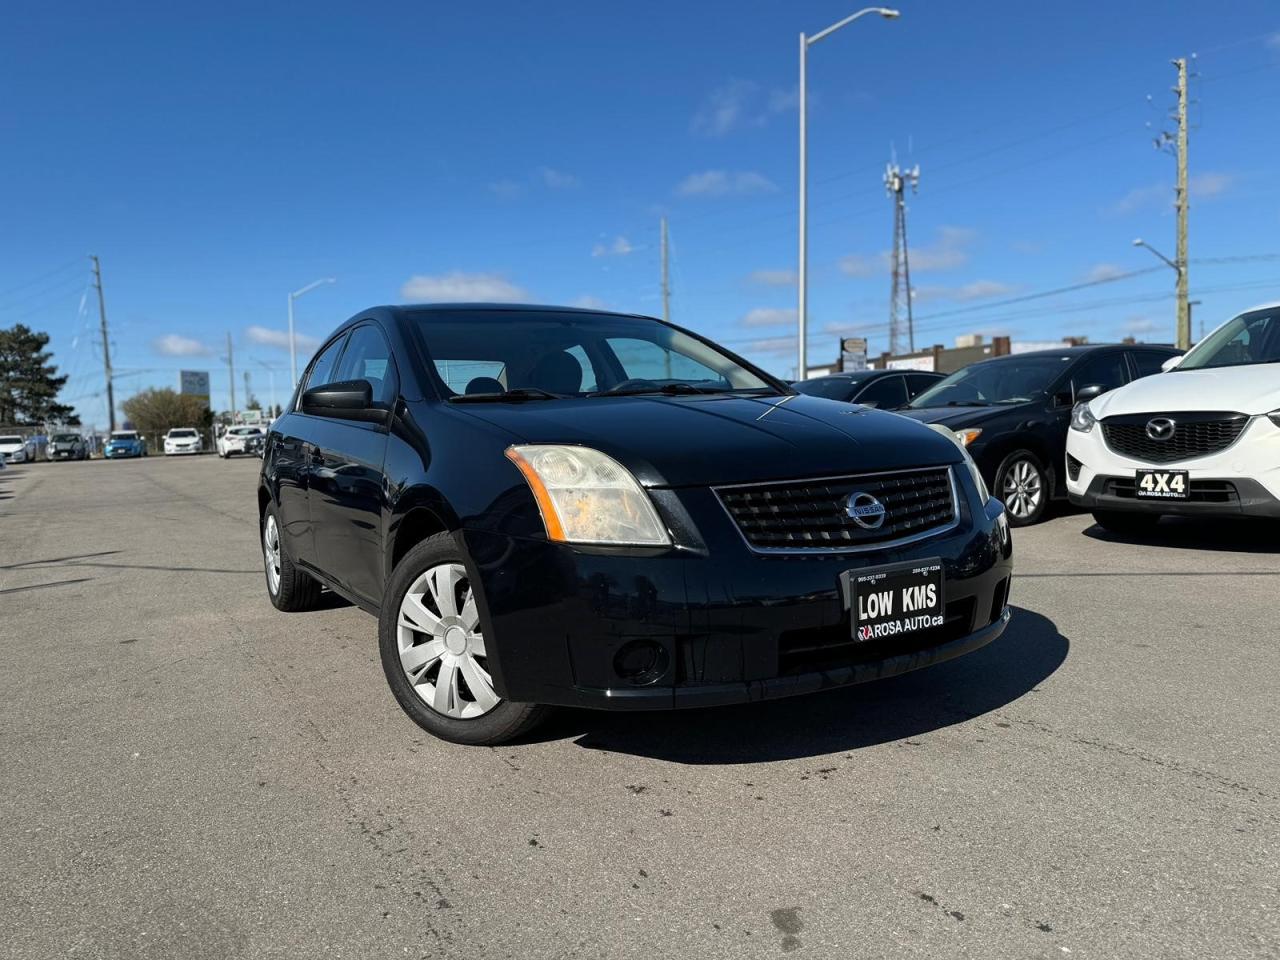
[
  {"x1": 1146, "y1": 417, "x2": 1176, "y2": 441},
  {"x1": 846, "y1": 492, "x2": 887, "y2": 530}
]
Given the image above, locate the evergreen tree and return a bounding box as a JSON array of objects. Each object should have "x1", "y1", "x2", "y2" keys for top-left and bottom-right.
[{"x1": 0, "y1": 324, "x2": 78, "y2": 424}]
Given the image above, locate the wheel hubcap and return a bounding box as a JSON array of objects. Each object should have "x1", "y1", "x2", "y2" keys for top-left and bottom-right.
[
  {"x1": 263, "y1": 516, "x2": 282, "y2": 594},
  {"x1": 397, "y1": 563, "x2": 498, "y2": 719},
  {"x1": 1002, "y1": 459, "x2": 1043, "y2": 519}
]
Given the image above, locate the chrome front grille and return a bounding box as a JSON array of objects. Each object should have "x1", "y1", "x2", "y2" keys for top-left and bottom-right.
[{"x1": 715, "y1": 467, "x2": 957, "y2": 552}]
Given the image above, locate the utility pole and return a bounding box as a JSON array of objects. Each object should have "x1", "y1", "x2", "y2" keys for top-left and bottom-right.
[
  {"x1": 660, "y1": 216, "x2": 671, "y2": 323},
  {"x1": 90, "y1": 255, "x2": 115, "y2": 431},
  {"x1": 226, "y1": 332, "x2": 236, "y2": 418},
  {"x1": 885, "y1": 163, "x2": 920, "y2": 356},
  {"x1": 1173, "y1": 57, "x2": 1190, "y2": 351}
]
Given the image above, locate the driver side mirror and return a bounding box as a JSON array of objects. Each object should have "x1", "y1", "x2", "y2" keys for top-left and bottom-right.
[
  {"x1": 1074, "y1": 383, "x2": 1107, "y2": 402},
  {"x1": 1161, "y1": 354, "x2": 1183, "y2": 372},
  {"x1": 301, "y1": 379, "x2": 385, "y2": 423}
]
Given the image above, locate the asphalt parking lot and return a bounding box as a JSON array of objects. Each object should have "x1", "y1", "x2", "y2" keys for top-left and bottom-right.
[{"x1": 1, "y1": 455, "x2": 1277, "y2": 960}]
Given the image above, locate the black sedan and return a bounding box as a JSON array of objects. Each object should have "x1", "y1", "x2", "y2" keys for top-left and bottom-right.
[
  {"x1": 793, "y1": 368, "x2": 944, "y2": 409},
  {"x1": 258, "y1": 304, "x2": 1013, "y2": 745},
  {"x1": 899, "y1": 343, "x2": 1180, "y2": 525}
]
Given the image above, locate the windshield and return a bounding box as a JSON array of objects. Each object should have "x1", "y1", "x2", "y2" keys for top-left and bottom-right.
[
  {"x1": 793, "y1": 375, "x2": 872, "y2": 400},
  {"x1": 169, "y1": 429, "x2": 198, "y2": 437},
  {"x1": 52, "y1": 434, "x2": 80, "y2": 443},
  {"x1": 0, "y1": 436, "x2": 22, "y2": 446},
  {"x1": 111, "y1": 432, "x2": 138, "y2": 441},
  {"x1": 407, "y1": 310, "x2": 778, "y2": 399},
  {"x1": 910, "y1": 356, "x2": 1071, "y2": 407},
  {"x1": 1177, "y1": 307, "x2": 1280, "y2": 370},
  {"x1": 228, "y1": 427, "x2": 262, "y2": 436}
]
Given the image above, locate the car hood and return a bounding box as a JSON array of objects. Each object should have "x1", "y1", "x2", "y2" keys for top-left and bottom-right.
[
  {"x1": 448, "y1": 393, "x2": 963, "y2": 487},
  {"x1": 1091, "y1": 366, "x2": 1280, "y2": 418},
  {"x1": 894, "y1": 404, "x2": 1024, "y2": 429}
]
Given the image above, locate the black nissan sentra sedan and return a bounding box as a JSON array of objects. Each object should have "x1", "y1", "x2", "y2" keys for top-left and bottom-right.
[{"x1": 259, "y1": 305, "x2": 1013, "y2": 744}]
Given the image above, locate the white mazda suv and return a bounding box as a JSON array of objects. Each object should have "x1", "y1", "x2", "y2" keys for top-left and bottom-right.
[{"x1": 1066, "y1": 302, "x2": 1280, "y2": 534}]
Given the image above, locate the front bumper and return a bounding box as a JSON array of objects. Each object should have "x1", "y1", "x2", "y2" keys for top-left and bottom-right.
[
  {"x1": 104, "y1": 446, "x2": 142, "y2": 458},
  {"x1": 462, "y1": 484, "x2": 1014, "y2": 711},
  {"x1": 165, "y1": 446, "x2": 201, "y2": 455},
  {"x1": 1066, "y1": 417, "x2": 1280, "y2": 517}
]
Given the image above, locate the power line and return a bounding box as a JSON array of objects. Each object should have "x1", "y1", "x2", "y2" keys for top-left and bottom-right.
[{"x1": 0, "y1": 258, "x2": 83, "y2": 300}]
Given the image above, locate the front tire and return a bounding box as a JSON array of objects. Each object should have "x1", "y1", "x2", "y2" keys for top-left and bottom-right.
[
  {"x1": 262, "y1": 504, "x2": 322, "y2": 611},
  {"x1": 1091, "y1": 510, "x2": 1161, "y2": 536},
  {"x1": 996, "y1": 451, "x2": 1049, "y2": 526},
  {"x1": 378, "y1": 533, "x2": 548, "y2": 745}
]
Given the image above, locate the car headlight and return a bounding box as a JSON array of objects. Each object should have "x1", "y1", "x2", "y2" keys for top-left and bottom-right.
[
  {"x1": 506, "y1": 444, "x2": 671, "y2": 546},
  {"x1": 924, "y1": 423, "x2": 990, "y2": 504},
  {"x1": 1070, "y1": 401, "x2": 1097, "y2": 433}
]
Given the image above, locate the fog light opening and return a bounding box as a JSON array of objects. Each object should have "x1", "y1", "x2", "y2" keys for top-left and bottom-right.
[{"x1": 613, "y1": 640, "x2": 669, "y2": 686}]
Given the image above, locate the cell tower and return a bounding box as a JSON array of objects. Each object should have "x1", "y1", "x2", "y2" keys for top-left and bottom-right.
[{"x1": 885, "y1": 163, "x2": 920, "y2": 355}]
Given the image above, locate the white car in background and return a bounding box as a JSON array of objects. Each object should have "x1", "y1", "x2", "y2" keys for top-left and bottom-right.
[
  {"x1": 1067, "y1": 302, "x2": 1280, "y2": 534},
  {"x1": 217, "y1": 426, "x2": 264, "y2": 458},
  {"x1": 0, "y1": 435, "x2": 29, "y2": 464},
  {"x1": 163, "y1": 427, "x2": 203, "y2": 456}
]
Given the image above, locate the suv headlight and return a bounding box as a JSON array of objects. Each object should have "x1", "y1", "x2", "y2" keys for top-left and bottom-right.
[
  {"x1": 506, "y1": 444, "x2": 671, "y2": 546},
  {"x1": 1070, "y1": 402, "x2": 1097, "y2": 433},
  {"x1": 924, "y1": 423, "x2": 990, "y2": 504}
]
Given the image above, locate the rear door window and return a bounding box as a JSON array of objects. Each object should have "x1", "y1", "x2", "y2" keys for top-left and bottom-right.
[
  {"x1": 1129, "y1": 350, "x2": 1173, "y2": 379},
  {"x1": 333, "y1": 324, "x2": 399, "y2": 406}
]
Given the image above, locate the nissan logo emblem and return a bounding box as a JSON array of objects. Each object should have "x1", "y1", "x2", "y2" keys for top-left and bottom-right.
[
  {"x1": 846, "y1": 492, "x2": 887, "y2": 530},
  {"x1": 1146, "y1": 417, "x2": 1176, "y2": 441}
]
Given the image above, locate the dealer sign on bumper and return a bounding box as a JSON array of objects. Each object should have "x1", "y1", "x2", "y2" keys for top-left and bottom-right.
[{"x1": 843, "y1": 559, "x2": 945, "y2": 642}]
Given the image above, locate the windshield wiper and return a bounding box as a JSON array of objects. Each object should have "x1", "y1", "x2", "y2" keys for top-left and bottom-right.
[
  {"x1": 944, "y1": 399, "x2": 992, "y2": 407},
  {"x1": 588, "y1": 383, "x2": 730, "y2": 398},
  {"x1": 449, "y1": 387, "x2": 562, "y2": 403}
]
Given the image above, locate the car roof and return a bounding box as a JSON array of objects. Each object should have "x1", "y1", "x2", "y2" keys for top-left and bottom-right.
[
  {"x1": 384, "y1": 302, "x2": 655, "y2": 322},
  {"x1": 974, "y1": 343, "x2": 1177, "y2": 363}
]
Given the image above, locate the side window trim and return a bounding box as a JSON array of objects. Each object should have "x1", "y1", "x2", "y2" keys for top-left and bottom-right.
[{"x1": 300, "y1": 332, "x2": 350, "y2": 395}]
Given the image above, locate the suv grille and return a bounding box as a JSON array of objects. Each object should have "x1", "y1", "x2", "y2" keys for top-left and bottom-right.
[
  {"x1": 716, "y1": 467, "x2": 956, "y2": 551},
  {"x1": 1101, "y1": 413, "x2": 1248, "y2": 464}
]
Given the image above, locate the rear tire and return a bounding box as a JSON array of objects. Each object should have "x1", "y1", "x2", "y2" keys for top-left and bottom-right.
[
  {"x1": 378, "y1": 532, "x2": 549, "y2": 746},
  {"x1": 262, "y1": 503, "x2": 322, "y2": 611},
  {"x1": 1091, "y1": 510, "x2": 1161, "y2": 536}
]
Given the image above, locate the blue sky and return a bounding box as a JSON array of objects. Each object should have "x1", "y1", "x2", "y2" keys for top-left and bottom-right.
[{"x1": 3, "y1": 0, "x2": 1279, "y2": 426}]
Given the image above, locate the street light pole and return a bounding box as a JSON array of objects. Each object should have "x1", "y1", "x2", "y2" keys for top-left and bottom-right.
[
  {"x1": 797, "y1": 7, "x2": 900, "y2": 380},
  {"x1": 287, "y1": 278, "x2": 336, "y2": 387}
]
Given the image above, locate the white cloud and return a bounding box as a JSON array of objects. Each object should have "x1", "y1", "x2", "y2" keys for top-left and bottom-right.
[
  {"x1": 749, "y1": 268, "x2": 797, "y2": 287},
  {"x1": 399, "y1": 271, "x2": 529, "y2": 302},
  {"x1": 690, "y1": 80, "x2": 798, "y2": 137},
  {"x1": 837, "y1": 253, "x2": 888, "y2": 277},
  {"x1": 912, "y1": 280, "x2": 1015, "y2": 305},
  {"x1": 153, "y1": 334, "x2": 213, "y2": 357},
  {"x1": 538, "y1": 167, "x2": 578, "y2": 189},
  {"x1": 247, "y1": 325, "x2": 320, "y2": 352},
  {"x1": 489, "y1": 179, "x2": 522, "y2": 199},
  {"x1": 1084, "y1": 263, "x2": 1126, "y2": 283},
  {"x1": 592, "y1": 235, "x2": 634, "y2": 258},
  {"x1": 741, "y1": 307, "x2": 797, "y2": 328},
  {"x1": 1191, "y1": 171, "x2": 1233, "y2": 198},
  {"x1": 676, "y1": 170, "x2": 776, "y2": 198},
  {"x1": 571, "y1": 295, "x2": 608, "y2": 309},
  {"x1": 839, "y1": 226, "x2": 976, "y2": 277},
  {"x1": 738, "y1": 336, "x2": 796, "y2": 356},
  {"x1": 1110, "y1": 171, "x2": 1233, "y2": 215},
  {"x1": 1122, "y1": 315, "x2": 1163, "y2": 336}
]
